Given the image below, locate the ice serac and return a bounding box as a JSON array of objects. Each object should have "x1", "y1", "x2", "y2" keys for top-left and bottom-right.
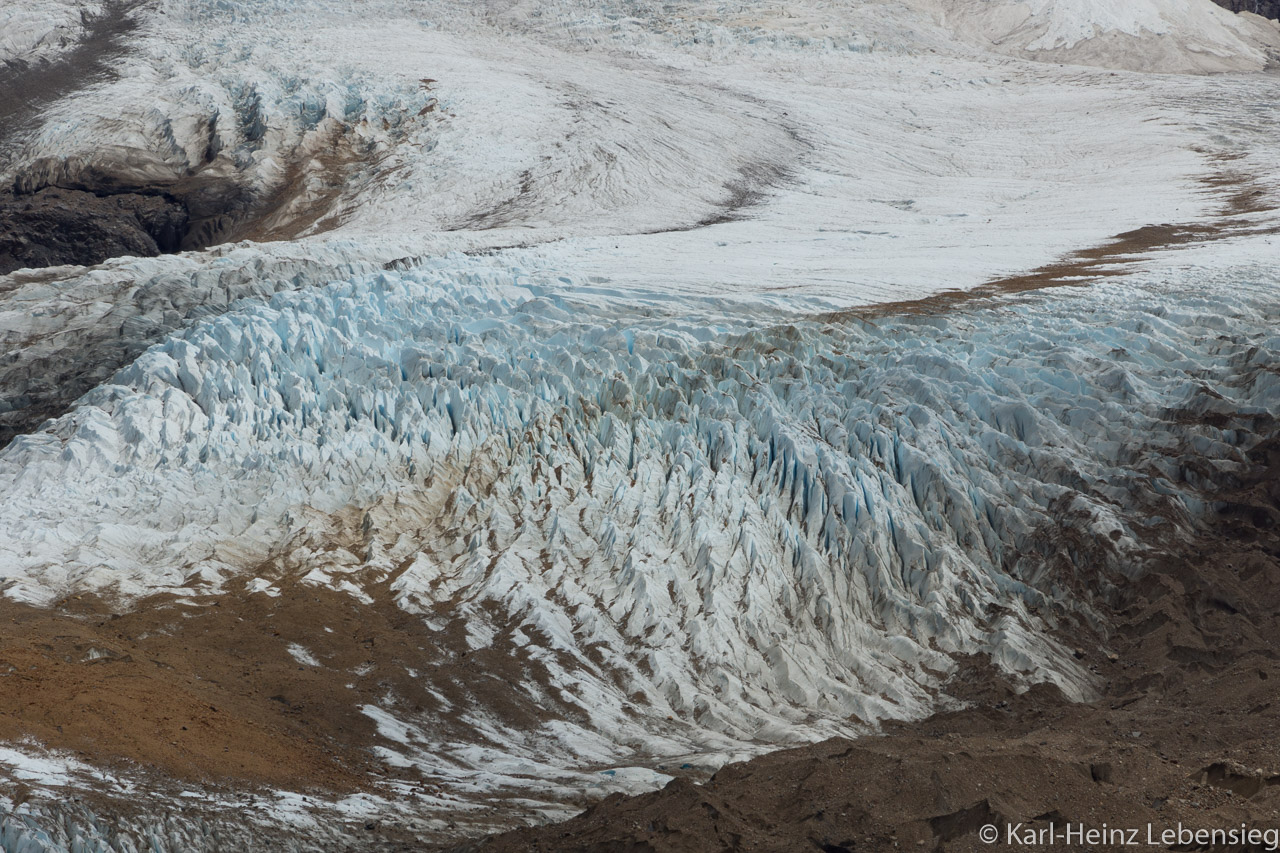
[
  {"x1": 0, "y1": 0, "x2": 106, "y2": 68},
  {"x1": 1, "y1": 259, "x2": 1276, "y2": 800}
]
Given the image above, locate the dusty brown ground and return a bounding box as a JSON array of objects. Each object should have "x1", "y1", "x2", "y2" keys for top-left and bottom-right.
[
  {"x1": 456, "y1": 431, "x2": 1280, "y2": 852},
  {"x1": 0, "y1": 581, "x2": 379, "y2": 793},
  {"x1": 0, "y1": 570, "x2": 535, "y2": 796}
]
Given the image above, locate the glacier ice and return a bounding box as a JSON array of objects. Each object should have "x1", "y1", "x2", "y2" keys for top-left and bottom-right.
[
  {"x1": 1, "y1": 260, "x2": 1277, "y2": 807},
  {"x1": 0, "y1": 798, "x2": 337, "y2": 853},
  {"x1": 5, "y1": 0, "x2": 1266, "y2": 305},
  {"x1": 2, "y1": 0, "x2": 1279, "y2": 842},
  {"x1": 0, "y1": 0, "x2": 107, "y2": 67}
]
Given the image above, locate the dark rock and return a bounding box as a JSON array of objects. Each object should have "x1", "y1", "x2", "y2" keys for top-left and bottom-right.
[{"x1": 0, "y1": 187, "x2": 189, "y2": 274}]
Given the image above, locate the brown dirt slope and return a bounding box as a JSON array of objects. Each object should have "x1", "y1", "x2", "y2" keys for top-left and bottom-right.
[
  {"x1": 0, "y1": 580, "x2": 377, "y2": 793},
  {"x1": 0, "y1": 542, "x2": 595, "y2": 808},
  {"x1": 0, "y1": 567, "x2": 501, "y2": 794}
]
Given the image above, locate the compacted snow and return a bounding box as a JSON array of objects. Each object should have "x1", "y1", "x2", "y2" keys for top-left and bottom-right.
[{"x1": 1, "y1": 0, "x2": 1279, "y2": 847}]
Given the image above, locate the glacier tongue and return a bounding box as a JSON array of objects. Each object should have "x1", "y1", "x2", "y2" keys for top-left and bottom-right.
[{"x1": 1, "y1": 258, "x2": 1277, "y2": 797}]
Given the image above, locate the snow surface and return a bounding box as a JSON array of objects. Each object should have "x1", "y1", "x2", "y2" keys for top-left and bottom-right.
[
  {"x1": 2, "y1": 0, "x2": 1273, "y2": 303},
  {"x1": 0, "y1": 0, "x2": 105, "y2": 67}
]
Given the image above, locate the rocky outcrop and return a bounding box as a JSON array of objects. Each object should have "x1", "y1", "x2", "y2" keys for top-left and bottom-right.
[
  {"x1": 0, "y1": 187, "x2": 187, "y2": 274},
  {"x1": 1212, "y1": 0, "x2": 1280, "y2": 22}
]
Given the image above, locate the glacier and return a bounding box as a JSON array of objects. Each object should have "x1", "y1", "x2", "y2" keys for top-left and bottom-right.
[
  {"x1": 2, "y1": 259, "x2": 1277, "y2": 830},
  {"x1": 3, "y1": 0, "x2": 1276, "y2": 448},
  {"x1": 2, "y1": 0, "x2": 1280, "y2": 847},
  {"x1": 931, "y1": 0, "x2": 1280, "y2": 71}
]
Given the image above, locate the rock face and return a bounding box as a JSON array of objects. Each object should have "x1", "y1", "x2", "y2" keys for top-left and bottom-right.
[
  {"x1": 0, "y1": 188, "x2": 187, "y2": 274},
  {"x1": 1212, "y1": 0, "x2": 1280, "y2": 21}
]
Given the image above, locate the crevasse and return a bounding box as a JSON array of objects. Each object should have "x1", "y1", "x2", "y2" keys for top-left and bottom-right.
[{"x1": 1, "y1": 262, "x2": 1276, "y2": 794}]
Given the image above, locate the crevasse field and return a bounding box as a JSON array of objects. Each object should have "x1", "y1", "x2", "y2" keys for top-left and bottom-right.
[{"x1": 0, "y1": 0, "x2": 1278, "y2": 849}]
